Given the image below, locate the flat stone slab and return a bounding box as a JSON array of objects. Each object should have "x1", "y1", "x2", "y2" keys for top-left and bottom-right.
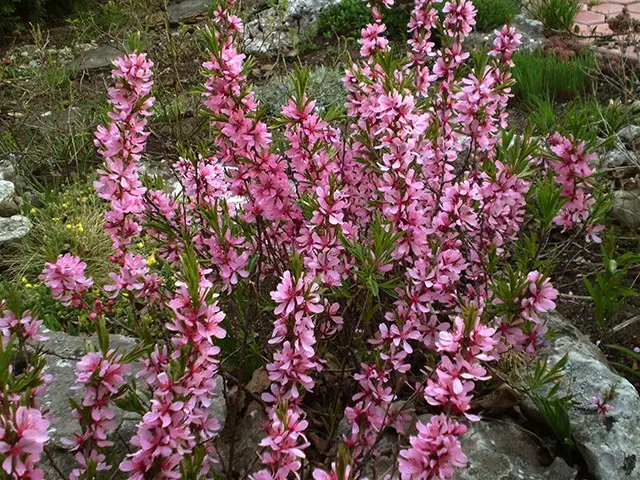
[
  {"x1": 71, "y1": 45, "x2": 121, "y2": 71},
  {"x1": 575, "y1": 10, "x2": 606, "y2": 25},
  {"x1": 361, "y1": 414, "x2": 577, "y2": 479},
  {"x1": 454, "y1": 420, "x2": 577, "y2": 480},
  {"x1": 573, "y1": 2, "x2": 640, "y2": 60},
  {"x1": 612, "y1": 189, "x2": 640, "y2": 228},
  {"x1": 0, "y1": 157, "x2": 15, "y2": 182},
  {"x1": 168, "y1": 0, "x2": 208, "y2": 24},
  {"x1": 0, "y1": 215, "x2": 29, "y2": 244},
  {"x1": 0, "y1": 180, "x2": 19, "y2": 217}
]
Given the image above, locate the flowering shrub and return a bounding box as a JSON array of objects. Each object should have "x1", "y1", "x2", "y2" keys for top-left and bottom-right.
[{"x1": 0, "y1": 0, "x2": 607, "y2": 478}]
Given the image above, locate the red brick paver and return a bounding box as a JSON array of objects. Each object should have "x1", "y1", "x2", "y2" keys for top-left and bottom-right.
[
  {"x1": 576, "y1": 23, "x2": 614, "y2": 35},
  {"x1": 571, "y1": 1, "x2": 640, "y2": 63},
  {"x1": 592, "y1": 3, "x2": 624, "y2": 15},
  {"x1": 573, "y1": 1, "x2": 640, "y2": 35},
  {"x1": 575, "y1": 10, "x2": 606, "y2": 25}
]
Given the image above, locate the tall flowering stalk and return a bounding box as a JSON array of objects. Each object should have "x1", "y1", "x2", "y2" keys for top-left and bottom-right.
[
  {"x1": 546, "y1": 133, "x2": 605, "y2": 242},
  {"x1": 66, "y1": 349, "x2": 131, "y2": 480},
  {"x1": 0, "y1": 302, "x2": 49, "y2": 480},
  {"x1": 120, "y1": 265, "x2": 226, "y2": 478},
  {"x1": 201, "y1": 8, "x2": 303, "y2": 270},
  {"x1": 94, "y1": 52, "x2": 155, "y2": 255},
  {"x1": 252, "y1": 271, "x2": 324, "y2": 478},
  {"x1": 39, "y1": 254, "x2": 135, "y2": 480}
]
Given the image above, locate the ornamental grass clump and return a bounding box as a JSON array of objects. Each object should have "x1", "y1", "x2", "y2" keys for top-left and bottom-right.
[
  {"x1": 512, "y1": 49, "x2": 596, "y2": 102},
  {"x1": 0, "y1": 0, "x2": 606, "y2": 478}
]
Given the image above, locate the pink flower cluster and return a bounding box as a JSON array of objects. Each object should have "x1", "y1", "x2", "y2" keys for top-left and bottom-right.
[
  {"x1": 94, "y1": 53, "x2": 155, "y2": 253},
  {"x1": 398, "y1": 414, "x2": 468, "y2": 479},
  {"x1": 67, "y1": 350, "x2": 131, "y2": 480},
  {"x1": 171, "y1": 155, "x2": 251, "y2": 292},
  {"x1": 591, "y1": 384, "x2": 617, "y2": 417},
  {"x1": 39, "y1": 253, "x2": 93, "y2": 307},
  {"x1": 0, "y1": 303, "x2": 49, "y2": 480},
  {"x1": 0, "y1": 407, "x2": 49, "y2": 480},
  {"x1": 547, "y1": 133, "x2": 604, "y2": 243},
  {"x1": 0, "y1": 304, "x2": 45, "y2": 346},
  {"x1": 104, "y1": 253, "x2": 161, "y2": 302},
  {"x1": 495, "y1": 270, "x2": 558, "y2": 356},
  {"x1": 592, "y1": 392, "x2": 615, "y2": 417},
  {"x1": 121, "y1": 274, "x2": 226, "y2": 478},
  {"x1": 253, "y1": 271, "x2": 324, "y2": 478},
  {"x1": 20, "y1": 0, "x2": 599, "y2": 476}
]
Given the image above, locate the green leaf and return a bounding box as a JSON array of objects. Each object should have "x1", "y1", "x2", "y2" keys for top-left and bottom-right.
[
  {"x1": 180, "y1": 242, "x2": 202, "y2": 306},
  {"x1": 530, "y1": 394, "x2": 575, "y2": 454},
  {"x1": 96, "y1": 317, "x2": 110, "y2": 354},
  {"x1": 605, "y1": 344, "x2": 640, "y2": 362},
  {"x1": 114, "y1": 388, "x2": 147, "y2": 415}
]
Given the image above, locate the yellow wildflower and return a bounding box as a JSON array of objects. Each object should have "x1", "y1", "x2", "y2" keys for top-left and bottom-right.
[
  {"x1": 147, "y1": 254, "x2": 156, "y2": 266},
  {"x1": 30, "y1": 207, "x2": 37, "y2": 214}
]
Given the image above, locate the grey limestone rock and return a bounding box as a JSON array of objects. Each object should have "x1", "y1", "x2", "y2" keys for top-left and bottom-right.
[{"x1": 0, "y1": 215, "x2": 29, "y2": 244}]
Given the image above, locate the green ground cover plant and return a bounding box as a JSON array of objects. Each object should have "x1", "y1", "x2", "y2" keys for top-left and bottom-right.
[
  {"x1": 528, "y1": 96, "x2": 636, "y2": 142},
  {"x1": 316, "y1": 0, "x2": 411, "y2": 40},
  {"x1": 255, "y1": 65, "x2": 346, "y2": 115}
]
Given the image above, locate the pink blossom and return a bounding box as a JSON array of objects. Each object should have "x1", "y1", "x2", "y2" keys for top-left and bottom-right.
[
  {"x1": 398, "y1": 414, "x2": 468, "y2": 479},
  {"x1": 490, "y1": 25, "x2": 522, "y2": 66},
  {"x1": 0, "y1": 305, "x2": 45, "y2": 345},
  {"x1": 39, "y1": 253, "x2": 93, "y2": 307},
  {"x1": 522, "y1": 271, "x2": 558, "y2": 320},
  {"x1": 592, "y1": 394, "x2": 615, "y2": 417},
  {"x1": 359, "y1": 23, "x2": 390, "y2": 57},
  {"x1": 0, "y1": 407, "x2": 49, "y2": 478}
]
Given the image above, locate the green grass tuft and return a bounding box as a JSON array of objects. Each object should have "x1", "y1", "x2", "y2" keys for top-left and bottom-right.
[
  {"x1": 531, "y1": 0, "x2": 579, "y2": 31},
  {"x1": 512, "y1": 50, "x2": 596, "y2": 103},
  {"x1": 1, "y1": 179, "x2": 113, "y2": 285},
  {"x1": 474, "y1": 0, "x2": 519, "y2": 32}
]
